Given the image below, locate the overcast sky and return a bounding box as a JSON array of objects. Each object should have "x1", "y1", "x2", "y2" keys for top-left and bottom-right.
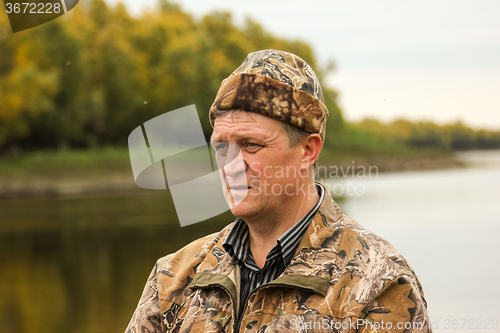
[{"x1": 112, "y1": 0, "x2": 500, "y2": 129}]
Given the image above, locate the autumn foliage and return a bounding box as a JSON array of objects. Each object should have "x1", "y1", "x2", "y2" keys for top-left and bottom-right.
[
  {"x1": 0, "y1": 0, "x2": 342, "y2": 152},
  {"x1": 1, "y1": 0, "x2": 498, "y2": 155}
]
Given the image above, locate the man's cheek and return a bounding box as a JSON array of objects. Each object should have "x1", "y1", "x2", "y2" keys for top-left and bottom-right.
[
  {"x1": 249, "y1": 162, "x2": 262, "y2": 177},
  {"x1": 249, "y1": 179, "x2": 264, "y2": 196}
]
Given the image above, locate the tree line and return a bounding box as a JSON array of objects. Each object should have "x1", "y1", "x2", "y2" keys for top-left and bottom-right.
[
  {"x1": 350, "y1": 119, "x2": 500, "y2": 153},
  {"x1": 0, "y1": 0, "x2": 342, "y2": 153},
  {"x1": 1, "y1": 0, "x2": 498, "y2": 156}
]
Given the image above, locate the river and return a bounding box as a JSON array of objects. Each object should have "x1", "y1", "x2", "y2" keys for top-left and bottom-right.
[
  {"x1": 0, "y1": 150, "x2": 499, "y2": 332},
  {"x1": 324, "y1": 150, "x2": 500, "y2": 332}
]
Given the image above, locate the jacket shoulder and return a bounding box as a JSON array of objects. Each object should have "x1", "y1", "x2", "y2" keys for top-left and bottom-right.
[
  {"x1": 332, "y1": 214, "x2": 427, "y2": 308},
  {"x1": 338, "y1": 215, "x2": 430, "y2": 328},
  {"x1": 340, "y1": 215, "x2": 416, "y2": 277},
  {"x1": 151, "y1": 224, "x2": 233, "y2": 303},
  {"x1": 156, "y1": 223, "x2": 232, "y2": 271}
]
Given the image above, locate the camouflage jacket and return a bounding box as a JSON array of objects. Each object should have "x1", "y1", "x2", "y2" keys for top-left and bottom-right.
[{"x1": 125, "y1": 190, "x2": 431, "y2": 333}]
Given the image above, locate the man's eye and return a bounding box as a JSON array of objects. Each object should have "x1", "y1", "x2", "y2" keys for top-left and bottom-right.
[
  {"x1": 247, "y1": 142, "x2": 259, "y2": 148},
  {"x1": 214, "y1": 143, "x2": 229, "y2": 152}
]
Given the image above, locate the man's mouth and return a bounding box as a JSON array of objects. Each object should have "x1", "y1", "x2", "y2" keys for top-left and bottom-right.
[{"x1": 229, "y1": 185, "x2": 250, "y2": 191}]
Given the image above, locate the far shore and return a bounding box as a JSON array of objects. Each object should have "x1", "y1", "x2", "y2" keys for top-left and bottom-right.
[{"x1": 0, "y1": 150, "x2": 464, "y2": 200}]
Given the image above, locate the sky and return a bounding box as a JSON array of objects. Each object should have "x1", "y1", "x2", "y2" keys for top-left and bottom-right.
[{"x1": 89, "y1": 1, "x2": 500, "y2": 129}]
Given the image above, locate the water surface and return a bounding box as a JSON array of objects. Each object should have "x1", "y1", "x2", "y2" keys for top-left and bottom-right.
[
  {"x1": 325, "y1": 150, "x2": 500, "y2": 332},
  {"x1": 1, "y1": 150, "x2": 499, "y2": 333}
]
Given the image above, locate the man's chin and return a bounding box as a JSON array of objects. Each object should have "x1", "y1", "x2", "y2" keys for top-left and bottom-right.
[
  {"x1": 228, "y1": 201, "x2": 260, "y2": 220},
  {"x1": 224, "y1": 187, "x2": 254, "y2": 207}
]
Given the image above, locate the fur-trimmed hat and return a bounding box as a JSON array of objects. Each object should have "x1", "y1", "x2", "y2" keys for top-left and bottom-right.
[{"x1": 209, "y1": 50, "x2": 329, "y2": 140}]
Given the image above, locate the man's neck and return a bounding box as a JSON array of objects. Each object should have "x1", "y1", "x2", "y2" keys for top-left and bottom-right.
[{"x1": 245, "y1": 182, "x2": 320, "y2": 269}]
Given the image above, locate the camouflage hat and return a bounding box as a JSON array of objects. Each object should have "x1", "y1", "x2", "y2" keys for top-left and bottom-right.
[{"x1": 209, "y1": 49, "x2": 329, "y2": 140}]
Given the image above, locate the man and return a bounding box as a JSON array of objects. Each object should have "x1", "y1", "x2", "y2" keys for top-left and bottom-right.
[{"x1": 126, "y1": 50, "x2": 431, "y2": 333}]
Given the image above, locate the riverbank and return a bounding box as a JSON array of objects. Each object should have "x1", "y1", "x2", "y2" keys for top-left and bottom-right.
[{"x1": 0, "y1": 148, "x2": 464, "y2": 199}]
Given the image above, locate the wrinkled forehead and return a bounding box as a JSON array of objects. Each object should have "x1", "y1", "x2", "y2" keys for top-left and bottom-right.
[{"x1": 210, "y1": 110, "x2": 283, "y2": 142}]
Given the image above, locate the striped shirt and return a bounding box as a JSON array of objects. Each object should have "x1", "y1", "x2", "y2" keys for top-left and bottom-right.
[{"x1": 223, "y1": 184, "x2": 325, "y2": 323}]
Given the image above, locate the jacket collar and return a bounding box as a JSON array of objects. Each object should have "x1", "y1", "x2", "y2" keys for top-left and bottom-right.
[{"x1": 191, "y1": 183, "x2": 345, "y2": 297}]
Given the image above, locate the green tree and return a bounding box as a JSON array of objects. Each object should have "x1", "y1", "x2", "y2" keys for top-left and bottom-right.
[{"x1": 0, "y1": 0, "x2": 344, "y2": 152}]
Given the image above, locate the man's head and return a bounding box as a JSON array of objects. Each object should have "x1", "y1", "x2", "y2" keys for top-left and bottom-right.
[
  {"x1": 209, "y1": 49, "x2": 329, "y2": 141},
  {"x1": 209, "y1": 50, "x2": 328, "y2": 220}
]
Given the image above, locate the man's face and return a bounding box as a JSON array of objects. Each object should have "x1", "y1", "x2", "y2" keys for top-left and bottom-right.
[{"x1": 211, "y1": 111, "x2": 304, "y2": 220}]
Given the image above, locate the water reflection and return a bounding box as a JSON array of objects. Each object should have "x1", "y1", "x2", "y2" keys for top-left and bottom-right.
[
  {"x1": 1, "y1": 151, "x2": 499, "y2": 333},
  {"x1": 0, "y1": 191, "x2": 233, "y2": 333},
  {"x1": 325, "y1": 150, "x2": 500, "y2": 332}
]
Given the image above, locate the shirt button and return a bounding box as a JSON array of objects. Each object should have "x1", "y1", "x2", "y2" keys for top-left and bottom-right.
[{"x1": 256, "y1": 273, "x2": 263, "y2": 284}]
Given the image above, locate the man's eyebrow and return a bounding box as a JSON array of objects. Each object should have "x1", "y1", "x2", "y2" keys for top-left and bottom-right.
[
  {"x1": 211, "y1": 133, "x2": 257, "y2": 143},
  {"x1": 210, "y1": 133, "x2": 224, "y2": 142}
]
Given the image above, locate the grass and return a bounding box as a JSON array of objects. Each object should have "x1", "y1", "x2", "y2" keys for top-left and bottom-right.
[{"x1": 0, "y1": 146, "x2": 132, "y2": 179}]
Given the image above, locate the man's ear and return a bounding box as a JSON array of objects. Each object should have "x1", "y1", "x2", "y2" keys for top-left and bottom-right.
[{"x1": 300, "y1": 133, "x2": 322, "y2": 171}]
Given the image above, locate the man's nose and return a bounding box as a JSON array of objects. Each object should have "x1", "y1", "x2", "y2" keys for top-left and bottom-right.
[{"x1": 223, "y1": 144, "x2": 246, "y2": 177}]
